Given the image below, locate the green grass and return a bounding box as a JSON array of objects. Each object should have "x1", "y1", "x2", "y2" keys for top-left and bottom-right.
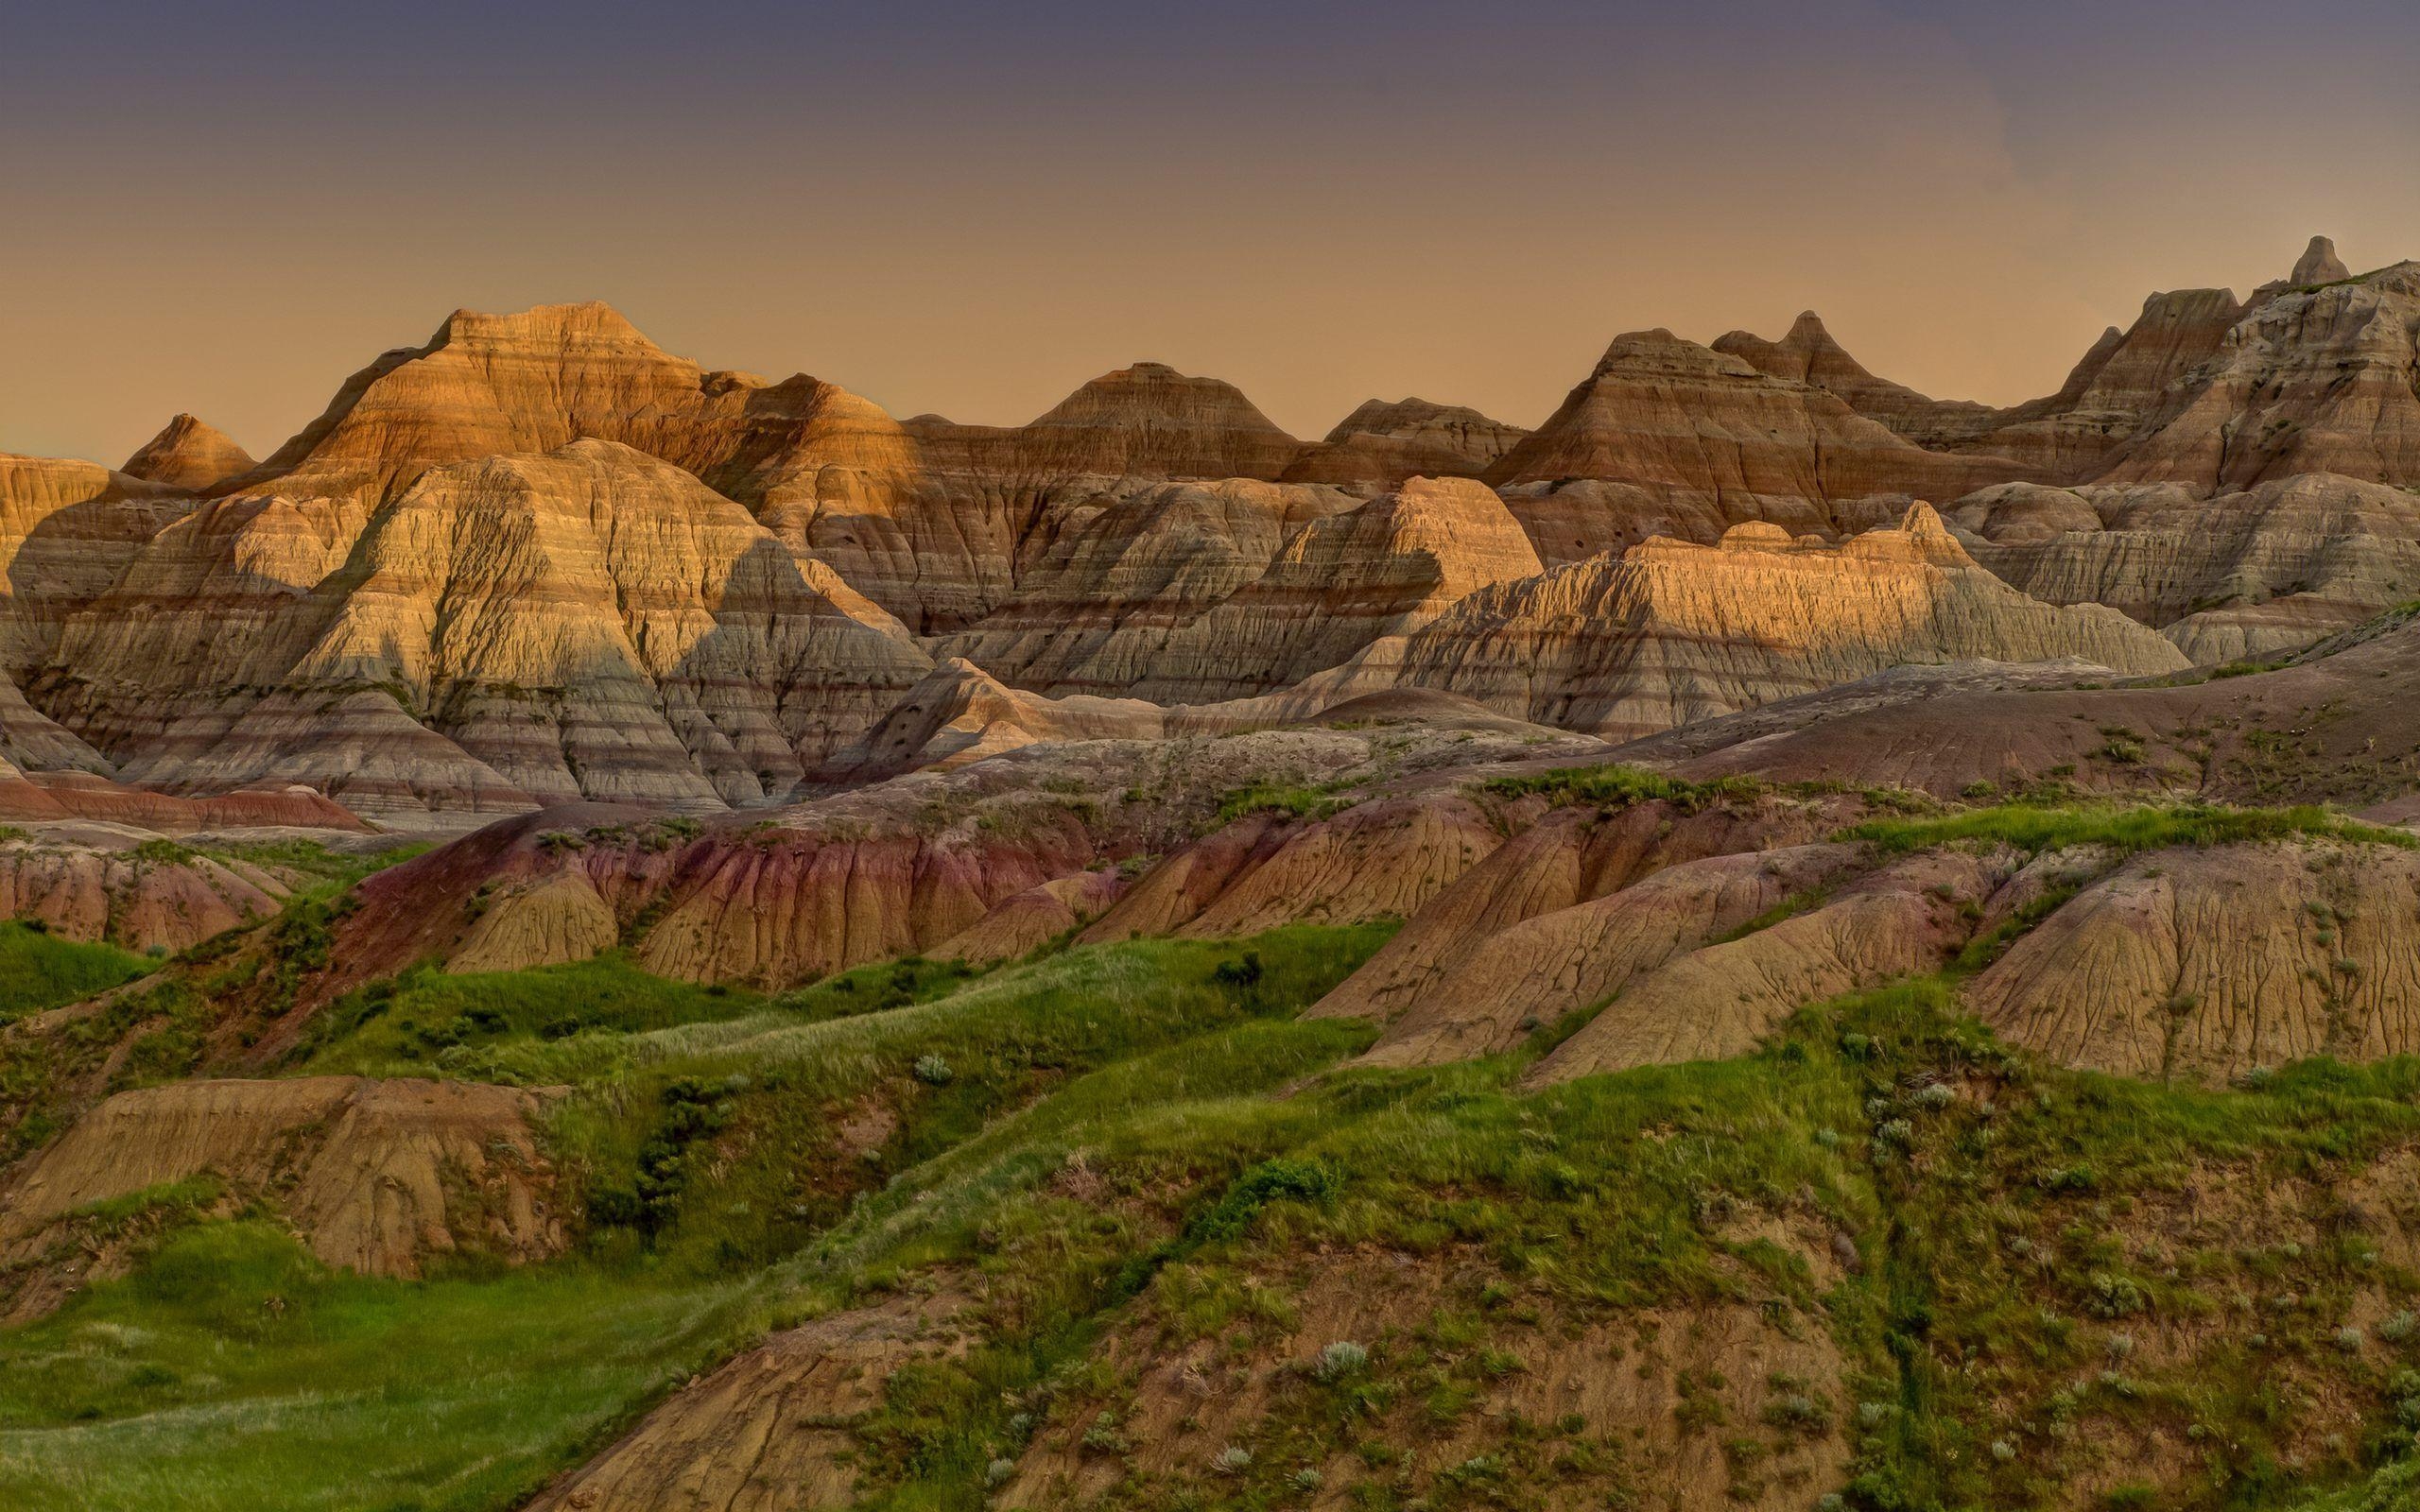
[
  {"x1": 549, "y1": 924, "x2": 1397, "y2": 1276},
  {"x1": 1844, "y1": 799, "x2": 2417, "y2": 857},
  {"x1": 17, "y1": 871, "x2": 2420, "y2": 1509},
  {"x1": 0, "y1": 922, "x2": 150, "y2": 1022},
  {"x1": 1479, "y1": 761, "x2": 1768, "y2": 811},
  {"x1": 0, "y1": 1224, "x2": 758, "y2": 1512},
  {"x1": 1213, "y1": 781, "x2": 1357, "y2": 824},
  {"x1": 291, "y1": 953, "x2": 769, "y2": 1079},
  {"x1": 195, "y1": 837, "x2": 431, "y2": 902},
  {"x1": 0, "y1": 926, "x2": 1397, "y2": 1511}
]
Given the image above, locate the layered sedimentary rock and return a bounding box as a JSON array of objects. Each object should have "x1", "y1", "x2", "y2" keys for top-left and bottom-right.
[
  {"x1": 1484, "y1": 329, "x2": 2022, "y2": 507},
  {"x1": 118, "y1": 414, "x2": 256, "y2": 491},
  {"x1": 1712, "y1": 312, "x2": 1996, "y2": 449},
  {"x1": 525, "y1": 1292, "x2": 968, "y2": 1512},
  {"x1": 211, "y1": 301, "x2": 984, "y2": 631},
  {"x1": 1298, "y1": 505, "x2": 2188, "y2": 740},
  {"x1": 1000, "y1": 362, "x2": 1303, "y2": 481},
  {"x1": 1716, "y1": 281, "x2": 2268, "y2": 485},
  {"x1": 931, "y1": 869, "x2": 1127, "y2": 965},
  {"x1": 43, "y1": 440, "x2": 929, "y2": 818},
  {"x1": 1280, "y1": 398, "x2": 1528, "y2": 487},
  {"x1": 1082, "y1": 795, "x2": 1503, "y2": 942},
  {"x1": 2100, "y1": 263, "x2": 2420, "y2": 490},
  {"x1": 1353, "y1": 841, "x2": 1867, "y2": 1068},
  {"x1": 0, "y1": 764, "x2": 366, "y2": 831},
  {"x1": 939, "y1": 477, "x2": 1540, "y2": 703},
  {"x1": 1949, "y1": 472, "x2": 2420, "y2": 661},
  {"x1": 1638, "y1": 610, "x2": 2420, "y2": 806},
  {"x1": 931, "y1": 477, "x2": 1359, "y2": 692},
  {"x1": 0, "y1": 454, "x2": 189, "y2": 680},
  {"x1": 828, "y1": 659, "x2": 1169, "y2": 781}
]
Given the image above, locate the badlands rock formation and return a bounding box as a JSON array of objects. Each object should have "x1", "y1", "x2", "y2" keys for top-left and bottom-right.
[
  {"x1": 43, "y1": 440, "x2": 929, "y2": 818},
  {"x1": 524, "y1": 1291, "x2": 970, "y2": 1512},
  {"x1": 948, "y1": 477, "x2": 1542, "y2": 704},
  {"x1": 1712, "y1": 311, "x2": 1996, "y2": 449},
  {"x1": 1968, "y1": 838, "x2": 2420, "y2": 1082},
  {"x1": 0, "y1": 825, "x2": 296, "y2": 953},
  {"x1": 1949, "y1": 472, "x2": 2420, "y2": 660},
  {"x1": 1292, "y1": 505, "x2": 2187, "y2": 740},
  {"x1": 0, "y1": 236, "x2": 2412, "y2": 831},
  {"x1": 2100, "y1": 262, "x2": 2420, "y2": 490},
  {"x1": 1281, "y1": 397, "x2": 1529, "y2": 486},
  {"x1": 1484, "y1": 329, "x2": 2024, "y2": 511},
  {"x1": 1637, "y1": 608, "x2": 2420, "y2": 805},
  {"x1": 118, "y1": 414, "x2": 255, "y2": 491}
]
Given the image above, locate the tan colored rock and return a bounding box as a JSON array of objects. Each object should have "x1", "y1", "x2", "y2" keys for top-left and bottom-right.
[
  {"x1": 1950, "y1": 472, "x2": 2420, "y2": 661},
  {"x1": 931, "y1": 478, "x2": 1361, "y2": 696},
  {"x1": 829, "y1": 658, "x2": 1170, "y2": 781},
  {"x1": 2101, "y1": 263, "x2": 2420, "y2": 490},
  {"x1": 1006, "y1": 361, "x2": 1304, "y2": 482},
  {"x1": 1968, "y1": 839, "x2": 2420, "y2": 1083},
  {"x1": 1484, "y1": 328, "x2": 2022, "y2": 505},
  {"x1": 446, "y1": 872, "x2": 621, "y2": 974},
  {"x1": 1354, "y1": 842, "x2": 1869, "y2": 1068},
  {"x1": 47, "y1": 440, "x2": 929, "y2": 817},
  {"x1": 1301, "y1": 504, "x2": 2187, "y2": 740},
  {"x1": 0, "y1": 824, "x2": 292, "y2": 953},
  {"x1": 0, "y1": 452, "x2": 189, "y2": 680},
  {"x1": 1636, "y1": 609, "x2": 2420, "y2": 806},
  {"x1": 931, "y1": 869, "x2": 1126, "y2": 965},
  {"x1": 1526, "y1": 849, "x2": 2010, "y2": 1081},
  {"x1": 2290, "y1": 234, "x2": 2354, "y2": 287},
  {"x1": 939, "y1": 477, "x2": 1539, "y2": 705},
  {"x1": 1713, "y1": 311, "x2": 1996, "y2": 449},
  {"x1": 119, "y1": 414, "x2": 256, "y2": 491},
  {"x1": 1280, "y1": 397, "x2": 1528, "y2": 487}
]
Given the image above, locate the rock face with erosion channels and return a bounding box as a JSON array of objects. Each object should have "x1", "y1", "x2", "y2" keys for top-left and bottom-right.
[
  {"x1": 44, "y1": 439, "x2": 929, "y2": 817},
  {"x1": 1485, "y1": 328, "x2": 2022, "y2": 508},
  {"x1": 1949, "y1": 472, "x2": 2420, "y2": 662},
  {"x1": 1968, "y1": 839, "x2": 2420, "y2": 1083},
  {"x1": 1299, "y1": 504, "x2": 2187, "y2": 739}
]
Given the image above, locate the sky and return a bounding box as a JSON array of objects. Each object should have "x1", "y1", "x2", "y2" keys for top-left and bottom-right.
[{"x1": 7, "y1": 0, "x2": 2420, "y2": 466}]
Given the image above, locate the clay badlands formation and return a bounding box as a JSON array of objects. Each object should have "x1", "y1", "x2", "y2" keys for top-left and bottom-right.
[{"x1": 20, "y1": 234, "x2": 2420, "y2": 1511}]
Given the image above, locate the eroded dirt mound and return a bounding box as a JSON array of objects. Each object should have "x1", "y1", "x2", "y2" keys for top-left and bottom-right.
[
  {"x1": 1307, "y1": 794, "x2": 1858, "y2": 1033},
  {"x1": 932, "y1": 869, "x2": 1127, "y2": 966},
  {"x1": 1527, "y1": 848, "x2": 2013, "y2": 1083},
  {"x1": 1083, "y1": 795, "x2": 1501, "y2": 943},
  {"x1": 1969, "y1": 837, "x2": 2420, "y2": 1082},
  {"x1": 1355, "y1": 841, "x2": 1869, "y2": 1069},
  {"x1": 525, "y1": 1289, "x2": 969, "y2": 1512},
  {"x1": 0, "y1": 824, "x2": 295, "y2": 952},
  {"x1": 0, "y1": 1075, "x2": 563, "y2": 1313}
]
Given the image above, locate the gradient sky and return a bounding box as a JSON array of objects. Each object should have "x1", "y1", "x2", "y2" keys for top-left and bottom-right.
[{"x1": 8, "y1": 0, "x2": 2420, "y2": 466}]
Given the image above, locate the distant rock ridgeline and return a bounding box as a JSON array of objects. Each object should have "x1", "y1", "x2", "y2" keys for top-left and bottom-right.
[{"x1": 2, "y1": 234, "x2": 2417, "y2": 821}]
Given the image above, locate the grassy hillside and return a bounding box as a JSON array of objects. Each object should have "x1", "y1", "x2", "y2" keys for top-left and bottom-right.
[
  {"x1": 0, "y1": 922, "x2": 149, "y2": 1022},
  {"x1": 0, "y1": 925, "x2": 1392, "y2": 1510},
  {"x1": 12, "y1": 800, "x2": 2420, "y2": 1509}
]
